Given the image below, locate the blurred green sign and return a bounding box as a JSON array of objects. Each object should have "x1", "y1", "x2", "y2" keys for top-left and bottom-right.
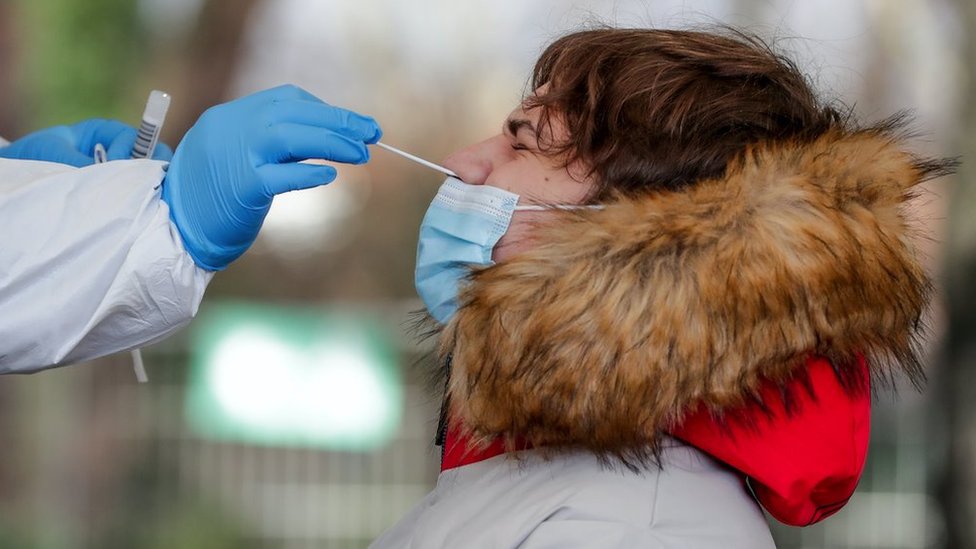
[{"x1": 186, "y1": 302, "x2": 402, "y2": 451}]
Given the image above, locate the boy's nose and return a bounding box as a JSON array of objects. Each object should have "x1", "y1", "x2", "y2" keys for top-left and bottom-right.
[{"x1": 442, "y1": 135, "x2": 509, "y2": 185}]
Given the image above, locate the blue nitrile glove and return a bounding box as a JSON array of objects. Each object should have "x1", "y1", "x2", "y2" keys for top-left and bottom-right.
[
  {"x1": 161, "y1": 84, "x2": 381, "y2": 271},
  {"x1": 0, "y1": 119, "x2": 173, "y2": 166}
]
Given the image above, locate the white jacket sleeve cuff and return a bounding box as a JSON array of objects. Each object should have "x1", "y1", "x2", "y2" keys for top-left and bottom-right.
[{"x1": 0, "y1": 158, "x2": 213, "y2": 373}]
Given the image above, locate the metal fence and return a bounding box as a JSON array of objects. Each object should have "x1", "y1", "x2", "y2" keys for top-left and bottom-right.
[
  {"x1": 770, "y1": 393, "x2": 940, "y2": 548},
  {"x1": 2, "y1": 319, "x2": 940, "y2": 548}
]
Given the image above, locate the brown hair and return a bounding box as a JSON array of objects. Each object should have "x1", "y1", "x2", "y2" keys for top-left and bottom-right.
[{"x1": 526, "y1": 27, "x2": 848, "y2": 199}]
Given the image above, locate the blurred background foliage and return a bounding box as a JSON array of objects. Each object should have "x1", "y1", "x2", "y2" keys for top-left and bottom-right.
[
  {"x1": 0, "y1": 0, "x2": 971, "y2": 548},
  {"x1": 19, "y1": 0, "x2": 145, "y2": 126}
]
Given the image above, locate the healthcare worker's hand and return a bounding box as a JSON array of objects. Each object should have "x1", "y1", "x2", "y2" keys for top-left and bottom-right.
[
  {"x1": 0, "y1": 119, "x2": 173, "y2": 166},
  {"x1": 162, "y1": 84, "x2": 381, "y2": 271}
]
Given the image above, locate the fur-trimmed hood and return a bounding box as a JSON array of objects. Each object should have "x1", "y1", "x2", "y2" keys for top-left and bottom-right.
[{"x1": 439, "y1": 129, "x2": 950, "y2": 460}]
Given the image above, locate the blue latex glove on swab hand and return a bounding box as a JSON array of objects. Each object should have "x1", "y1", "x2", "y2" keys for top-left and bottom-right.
[{"x1": 162, "y1": 84, "x2": 382, "y2": 271}]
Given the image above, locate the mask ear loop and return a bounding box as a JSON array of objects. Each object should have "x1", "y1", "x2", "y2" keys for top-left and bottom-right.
[{"x1": 514, "y1": 204, "x2": 605, "y2": 211}]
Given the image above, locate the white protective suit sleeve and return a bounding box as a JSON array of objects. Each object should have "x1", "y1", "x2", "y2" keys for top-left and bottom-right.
[{"x1": 0, "y1": 158, "x2": 213, "y2": 373}]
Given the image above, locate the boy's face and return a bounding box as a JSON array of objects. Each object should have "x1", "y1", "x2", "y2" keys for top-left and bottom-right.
[{"x1": 441, "y1": 100, "x2": 595, "y2": 262}]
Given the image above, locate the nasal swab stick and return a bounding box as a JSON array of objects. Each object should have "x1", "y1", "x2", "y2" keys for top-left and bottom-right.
[{"x1": 375, "y1": 142, "x2": 458, "y2": 178}]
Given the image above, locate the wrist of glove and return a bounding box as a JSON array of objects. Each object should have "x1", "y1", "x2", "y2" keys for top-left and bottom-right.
[
  {"x1": 0, "y1": 119, "x2": 172, "y2": 166},
  {"x1": 162, "y1": 84, "x2": 382, "y2": 271}
]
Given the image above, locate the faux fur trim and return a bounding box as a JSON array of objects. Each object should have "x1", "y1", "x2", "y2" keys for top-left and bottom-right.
[{"x1": 440, "y1": 129, "x2": 949, "y2": 461}]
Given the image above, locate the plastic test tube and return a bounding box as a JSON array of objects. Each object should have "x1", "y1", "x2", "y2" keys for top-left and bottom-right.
[
  {"x1": 129, "y1": 90, "x2": 171, "y2": 383},
  {"x1": 131, "y1": 90, "x2": 171, "y2": 159}
]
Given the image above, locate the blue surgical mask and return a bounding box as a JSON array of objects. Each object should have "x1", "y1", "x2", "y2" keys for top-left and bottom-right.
[{"x1": 415, "y1": 176, "x2": 596, "y2": 324}]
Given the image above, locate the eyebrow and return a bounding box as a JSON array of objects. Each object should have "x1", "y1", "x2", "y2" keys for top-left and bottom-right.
[{"x1": 504, "y1": 118, "x2": 537, "y2": 139}]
